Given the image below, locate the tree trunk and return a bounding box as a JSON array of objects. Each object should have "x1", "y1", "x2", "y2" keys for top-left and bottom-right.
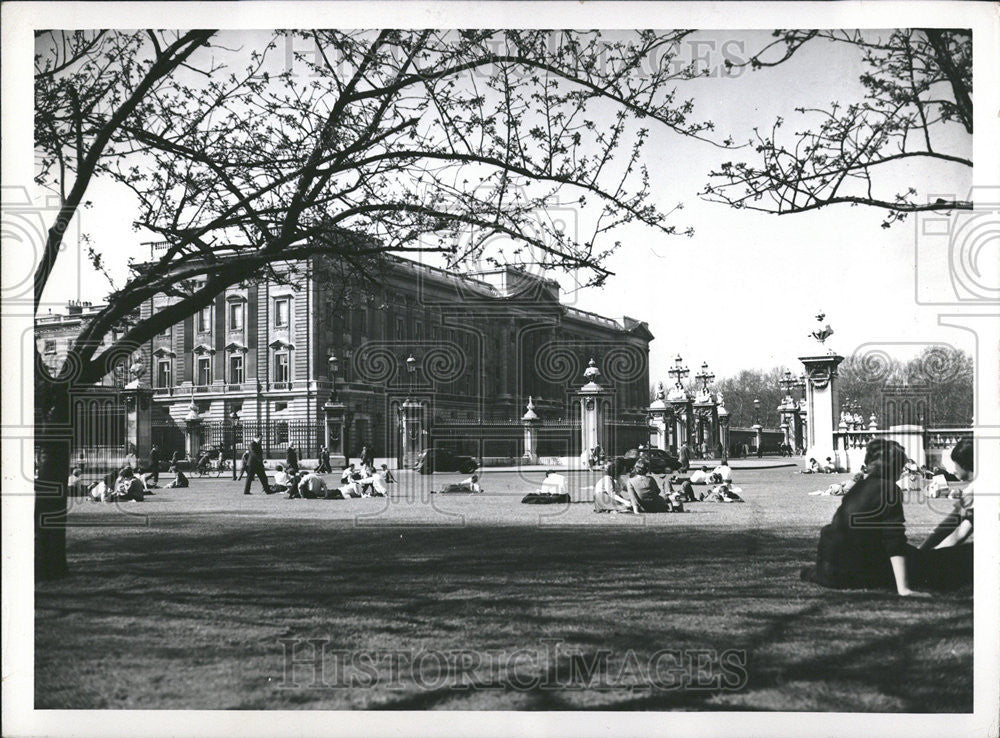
[{"x1": 35, "y1": 371, "x2": 70, "y2": 581}]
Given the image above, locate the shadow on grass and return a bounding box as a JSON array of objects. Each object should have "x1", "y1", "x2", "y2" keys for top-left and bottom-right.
[{"x1": 36, "y1": 520, "x2": 972, "y2": 711}]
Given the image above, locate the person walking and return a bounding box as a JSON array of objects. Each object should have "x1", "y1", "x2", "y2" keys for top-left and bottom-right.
[
  {"x1": 244, "y1": 435, "x2": 273, "y2": 495},
  {"x1": 237, "y1": 449, "x2": 250, "y2": 480},
  {"x1": 678, "y1": 442, "x2": 690, "y2": 473},
  {"x1": 316, "y1": 446, "x2": 332, "y2": 474},
  {"x1": 148, "y1": 445, "x2": 160, "y2": 486},
  {"x1": 360, "y1": 444, "x2": 375, "y2": 469}
]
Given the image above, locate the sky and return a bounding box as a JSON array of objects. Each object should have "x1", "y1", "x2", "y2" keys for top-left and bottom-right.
[{"x1": 35, "y1": 29, "x2": 976, "y2": 381}]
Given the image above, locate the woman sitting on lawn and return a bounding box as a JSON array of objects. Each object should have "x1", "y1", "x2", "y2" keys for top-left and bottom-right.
[
  {"x1": 625, "y1": 458, "x2": 674, "y2": 513},
  {"x1": 920, "y1": 438, "x2": 974, "y2": 551},
  {"x1": 594, "y1": 459, "x2": 634, "y2": 513},
  {"x1": 801, "y1": 438, "x2": 972, "y2": 595}
]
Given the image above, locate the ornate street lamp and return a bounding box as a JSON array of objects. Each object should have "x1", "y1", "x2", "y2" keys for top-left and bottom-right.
[
  {"x1": 230, "y1": 409, "x2": 240, "y2": 481},
  {"x1": 695, "y1": 361, "x2": 715, "y2": 393},
  {"x1": 668, "y1": 354, "x2": 689, "y2": 389}
]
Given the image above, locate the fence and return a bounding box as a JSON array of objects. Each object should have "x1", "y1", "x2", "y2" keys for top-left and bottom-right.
[
  {"x1": 151, "y1": 419, "x2": 323, "y2": 462},
  {"x1": 833, "y1": 426, "x2": 972, "y2": 470}
]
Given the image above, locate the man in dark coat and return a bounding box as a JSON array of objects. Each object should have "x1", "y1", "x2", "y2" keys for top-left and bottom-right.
[
  {"x1": 148, "y1": 445, "x2": 160, "y2": 486},
  {"x1": 285, "y1": 444, "x2": 299, "y2": 474},
  {"x1": 678, "y1": 442, "x2": 690, "y2": 473},
  {"x1": 360, "y1": 445, "x2": 375, "y2": 469},
  {"x1": 244, "y1": 436, "x2": 273, "y2": 495},
  {"x1": 316, "y1": 446, "x2": 332, "y2": 474}
]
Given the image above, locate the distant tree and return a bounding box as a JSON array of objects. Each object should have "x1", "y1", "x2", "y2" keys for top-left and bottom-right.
[
  {"x1": 702, "y1": 29, "x2": 971, "y2": 227},
  {"x1": 34, "y1": 29, "x2": 719, "y2": 578},
  {"x1": 714, "y1": 367, "x2": 788, "y2": 428}
]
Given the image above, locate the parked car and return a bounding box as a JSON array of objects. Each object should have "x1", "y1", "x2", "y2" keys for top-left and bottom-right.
[
  {"x1": 617, "y1": 447, "x2": 681, "y2": 475},
  {"x1": 414, "y1": 448, "x2": 479, "y2": 474}
]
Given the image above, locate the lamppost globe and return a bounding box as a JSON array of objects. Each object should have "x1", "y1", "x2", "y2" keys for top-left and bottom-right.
[{"x1": 327, "y1": 354, "x2": 339, "y2": 377}]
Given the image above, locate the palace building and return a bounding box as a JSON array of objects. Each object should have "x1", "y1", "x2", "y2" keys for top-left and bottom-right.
[{"x1": 39, "y1": 250, "x2": 654, "y2": 462}]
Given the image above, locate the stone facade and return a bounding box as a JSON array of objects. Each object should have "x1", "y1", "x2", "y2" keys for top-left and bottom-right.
[{"x1": 136, "y1": 254, "x2": 653, "y2": 459}]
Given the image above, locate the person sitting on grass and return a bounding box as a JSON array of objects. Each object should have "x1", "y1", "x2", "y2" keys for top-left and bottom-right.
[
  {"x1": 461, "y1": 474, "x2": 484, "y2": 494},
  {"x1": 435, "y1": 473, "x2": 484, "y2": 495},
  {"x1": 920, "y1": 439, "x2": 974, "y2": 551},
  {"x1": 802, "y1": 457, "x2": 821, "y2": 474},
  {"x1": 689, "y1": 466, "x2": 710, "y2": 485},
  {"x1": 371, "y1": 464, "x2": 395, "y2": 497},
  {"x1": 801, "y1": 438, "x2": 972, "y2": 596},
  {"x1": 822, "y1": 457, "x2": 836, "y2": 473},
  {"x1": 67, "y1": 467, "x2": 88, "y2": 498},
  {"x1": 539, "y1": 470, "x2": 565, "y2": 496},
  {"x1": 272, "y1": 464, "x2": 293, "y2": 495},
  {"x1": 166, "y1": 463, "x2": 189, "y2": 488},
  {"x1": 297, "y1": 471, "x2": 328, "y2": 499},
  {"x1": 594, "y1": 459, "x2": 634, "y2": 513},
  {"x1": 711, "y1": 462, "x2": 733, "y2": 483},
  {"x1": 340, "y1": 464, "x2": 358, "y2": 485},
  {"x1": 675, "y1": 479, "x2": 698, "y2": 503},
  {"x1": 625, "y1": 458, "x2": 675, "y2": 513},
  {"x1": 702, "y1": 482, "x2": 744, "y2": 503},
  {"x1": 112, "y1": 466, "x2": 145, "y2": 502}
]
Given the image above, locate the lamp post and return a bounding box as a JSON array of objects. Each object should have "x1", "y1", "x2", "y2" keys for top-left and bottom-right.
[
  {"x1": 406, "y1": 353, "x2": 417, "y2": 399},
  {"x1": 667, "y1": 354, "x2": 691, "y2": 451},
  {"x1": 752, "y1": 398, "x2": 763, "y2": 458},
  {"x1": 694, "y1": 361, "x2": 715, "y2": 393},
  {"x1": 718, "y1": 403, "x2": 730, "y2": 464},
  {"x1": 667, "y1": 354, "x2": 689, "y2": 390},
  {"x1": 230, "y1": 409, "x2": 240, "y2": 481},
  {"x1": 327, "y1": 354, "x2": 340, "y2": 402}
]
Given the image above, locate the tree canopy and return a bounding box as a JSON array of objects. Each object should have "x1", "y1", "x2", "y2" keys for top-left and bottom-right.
[
  {"x1": 35, "y1": 29, "x2": 719, "y2": 387},
  {"x1": 702, "y1": 29, "x2": 972, "y2": 227}
]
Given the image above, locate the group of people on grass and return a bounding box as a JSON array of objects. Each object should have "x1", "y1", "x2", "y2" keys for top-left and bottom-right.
[
  {"x1": 801, "y1": 438, "x2": 974, "y2": 596},
  {"x1": 591, "y1": 456, "x2": 744, "y2": 514}
]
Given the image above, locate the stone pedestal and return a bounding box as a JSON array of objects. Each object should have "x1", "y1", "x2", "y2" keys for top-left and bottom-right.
[
  {"x1": 800, "y1": 352, "x2": 845, "y2": 470},
  {"x1": 324, "y1": 400, "x2": 347, "y2": 461},
  {"x1": 522, "y1": 396, "x2": 539, "y2": 464},
  {"x1": 123, "y1": 384, "x2": 153, "y2": 458},
  {"x1": 647, "y1": 382, "x2": 669, "y2": 450},
  {"x1": 400, "y1": 399, "x2": 424, "y2": 468},
  {"x1": 577, "y1": 359, "x2": 611, "y2": 463}
]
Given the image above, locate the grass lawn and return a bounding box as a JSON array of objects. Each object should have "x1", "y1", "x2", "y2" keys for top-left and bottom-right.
[{"x1": 35, "y1": 466, "x2": 972, "y2": 711}]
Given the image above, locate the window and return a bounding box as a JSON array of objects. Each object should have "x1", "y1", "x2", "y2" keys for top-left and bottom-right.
[
  {"x1": 274, "y1": 298, "x2": 290, "y2": 328},
  {"x1": 273, "y1": 352, "x2": 290, "y2": 383},
  {"x1": 229, "y1": 354, "x2": 244, "y2": 384},
  {"x1": 395, "y1": 317, "x2": 405, "y2": 340},
  {"x1": 43, "y1": 339, "x2": 56, "y2": 354},
  {"x1": 275, "y1": 421, "x2": 289, "y2": 445},
  {"x1": 197, "y1": 307, "x2": 211, "y2": 333},
  {"x1": 228, "y1": 301, "x2": 244, "y2": 331},
  {"x1": 156, "y1": 359, "x2": 171, "y2": 388},
  {"x1": 197, "y1": 357, "x2": 212, "y2": 386},
  {"x1": 358, "y1": 308, "x2": 368, "y2": 334}
]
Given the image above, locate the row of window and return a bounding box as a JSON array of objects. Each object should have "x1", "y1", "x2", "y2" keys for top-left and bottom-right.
[
  {"x1": 155, "y1": 351, "x2": 291, "y2": 388},
  {"x1": 160, "y1": 296, "x2": 293, "y2": 338}
]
